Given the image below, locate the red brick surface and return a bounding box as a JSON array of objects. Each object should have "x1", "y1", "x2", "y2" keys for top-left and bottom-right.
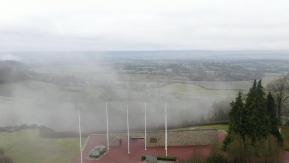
[{"x1": 72, "y1": 134, "x2": 212, "y2": 163}]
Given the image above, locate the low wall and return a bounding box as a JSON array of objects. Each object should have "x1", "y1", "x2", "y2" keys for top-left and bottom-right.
[
  {"x1": 147, "y1": 129, "x2": 218, "y2": 147},
  {"x1": 91, "y1": 129, "x2": 218, "y2": 147}
]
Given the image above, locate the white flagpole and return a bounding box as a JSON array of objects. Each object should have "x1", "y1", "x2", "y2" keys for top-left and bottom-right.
[
  {"x1": 144, "y1": 102, "x2": 147, "y2": 150},
  {"x1": 165, "y1": 103, "x2": 168, "y2": 157},
  {"x1": 106, "y1": 103, "x2": 109, "y2": 151},
  {"x1": 127, "y1": 105, "x2": 130, "y2": 154},
  {"x1": 77, "y1": 109, "x2": 83, "y2": 163}
]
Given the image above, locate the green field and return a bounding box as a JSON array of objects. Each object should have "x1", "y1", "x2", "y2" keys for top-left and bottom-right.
[
  {"x1": 0, "y1": 129, "x2": 79, "y2": 163},
  {"x1": 171, "y1": 124, "x2": 229, "y2": 132},
  {"x1": 196, "y1": 124, "x2": 228, "y2": 131}
]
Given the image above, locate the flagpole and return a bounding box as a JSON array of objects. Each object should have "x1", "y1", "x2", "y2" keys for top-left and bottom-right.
[
  {"x1": 165, "y1": 103, "x2": 168, "y2": 157},
  {"x1": 144, "y1": 102, "x2": 147, "y2": 150},
  {"x1": 106, "y1": 103, "x2": 109, "y2": 151},
  {"x1": 77, "y1": 109, "x2": 83, "y2": 163},
  {"x1": 127, "y1": 105, "x2": 130, "y2": 154}
]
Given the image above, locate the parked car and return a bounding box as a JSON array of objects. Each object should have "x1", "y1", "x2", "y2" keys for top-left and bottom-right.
[{"x1": 88, "y1": 145, "x2": 106, "y2": 160}]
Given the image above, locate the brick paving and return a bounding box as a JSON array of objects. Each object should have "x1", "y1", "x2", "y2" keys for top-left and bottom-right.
[{"x1": 72, "y1": 132, "x2": 220, "y2": 163}]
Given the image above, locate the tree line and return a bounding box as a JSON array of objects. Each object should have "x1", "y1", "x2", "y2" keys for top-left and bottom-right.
[{"x1": 223, "y1": 79, "x2": 284, "y2": 162}]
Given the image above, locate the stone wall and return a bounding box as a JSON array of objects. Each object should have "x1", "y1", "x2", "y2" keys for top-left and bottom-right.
[
  {"x1": 94, "y1": 129, "x2": 218, "y2": 147},
  {"x1": 146, "y1": 129, "x2": 218, "y2": 147}
]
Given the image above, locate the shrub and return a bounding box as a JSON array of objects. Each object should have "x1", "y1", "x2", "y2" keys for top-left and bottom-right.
[
  {"x1": 227, "y1": 135, "x2": 281, "y2": 163},
  {"x1": 180, "y1": 154, "x2": 205, "y2": 163},
  {"x1": 206, "y1": 150, "x2": 228, "y2": 163},
  {"x1": 141, "y1": 156, "x2": 145, "y2": 161}
]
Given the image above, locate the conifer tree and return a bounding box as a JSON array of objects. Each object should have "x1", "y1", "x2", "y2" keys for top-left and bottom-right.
[
  {"x1": 224, "y1": 80, "x2": 282, "y2": 150},
  {"x1": 267, "y1": 92, "x2": 283, "y2": 144},
  {"x1": 254, "y1": 80, "x2": 270, "y2": 139},
  {"x1": 223, "y1": 92, "x2": 244, "y2": 149},
  {"x1": 244, "y1": 80, "x2": 258, "y2": 141},
  {"x1": 229, "y1": 92, "x2": 245, "y2": 137}
]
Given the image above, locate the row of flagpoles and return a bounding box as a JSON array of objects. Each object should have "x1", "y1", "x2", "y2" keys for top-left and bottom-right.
[{"x1": 77, "y1": 103, "x2": 168, "y2": 163}]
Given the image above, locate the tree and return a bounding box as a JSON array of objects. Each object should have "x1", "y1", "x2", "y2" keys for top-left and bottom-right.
[
  {"x1": 210, "y1": 99, "x2": 231, "y2": 122},
  {"x1": 254, "y1": 80, "x2": 270, "y2": 138},
  {"x1": 229, "y1": 92, "x2": 245, "y2": 137},
  {"x1": 224, "y1": 80, "x2": 283, "y2": 161},
  {"x1": 267, "y1": 92, "x2": 276, "y2": 118},
  {"x1": 224, "y1": 80, "x2": 279, "y2": 149},
  {"x1": 267, "y1": 92, "x2": 283, "y2": 144},
  {"x1": 267, "y1": 75, "x2": 289, "y2": 123},
  {"x1": 243, "y1": 80, "x2": 270, "y2": 141},
  {"x1": 223, "y1": 92, "x2": 245, "y2": 149}
]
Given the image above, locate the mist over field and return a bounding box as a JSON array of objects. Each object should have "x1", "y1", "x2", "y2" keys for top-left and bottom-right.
[
  {"x1": 0, "y1": 51, "x2": 288, "y2": 132},
  {"x1": 1, "y1": 1, "x2": 289, "y2": 163}
]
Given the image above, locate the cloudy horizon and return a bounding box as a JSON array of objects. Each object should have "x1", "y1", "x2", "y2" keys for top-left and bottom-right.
[{"x1": 1, "y1": 0, "x2": 289, "y2": 51}]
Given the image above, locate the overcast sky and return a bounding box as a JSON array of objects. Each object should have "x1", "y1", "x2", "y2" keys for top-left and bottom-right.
[{"x1": 0, "y1": 0, "x2": 289, "y2": 51}]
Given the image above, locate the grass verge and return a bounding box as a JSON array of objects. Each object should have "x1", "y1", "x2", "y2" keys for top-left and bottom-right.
[{"x1": 0, "y1": 129, "x2": 79, "y2": 163}]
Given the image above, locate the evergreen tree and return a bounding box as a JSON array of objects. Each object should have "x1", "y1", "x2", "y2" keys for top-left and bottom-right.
[
  {"x1": 223, "y1": 92, "x2": 244, "y2": 149},
  {"x1": 243, "y1": 80, "x2": 269, "y2": 141},
  {"x1": 267, "y1": 92, "x2": 283, "y2": 144},
  {"x1": 267, "y1": 92, "x2": 276, "y2": 117},
  {"x1": 229, "y1": 92, "x2": 245, "y2": 137},
  {"x1": 244, "y1": 80, "x2": 258, "y2": 141},
  {"x1": 224, "y1": 80, "x2": 282, "y2": 150},
  {"x1": 255, "y1": 80, "x2": 270, "y2": 138}
]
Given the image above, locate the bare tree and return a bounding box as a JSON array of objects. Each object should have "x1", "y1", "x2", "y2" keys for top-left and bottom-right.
[{"x1": 267, "y1": 75, "x2": 289, "y2": 123}]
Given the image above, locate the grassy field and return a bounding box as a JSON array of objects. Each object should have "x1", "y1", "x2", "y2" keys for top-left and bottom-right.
[
  {"x1": 172, "y1": 124, "x2": 229, "y2": 132},
  {"x1": 0, "y1": 129, "x2": 80, "y2": 163},
  {"x1": 196, "y1": 124, "x2": 228, "y2": 131},
  {"x1": 160, "y1": 83, "x2": 238, "y2": 103}
]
